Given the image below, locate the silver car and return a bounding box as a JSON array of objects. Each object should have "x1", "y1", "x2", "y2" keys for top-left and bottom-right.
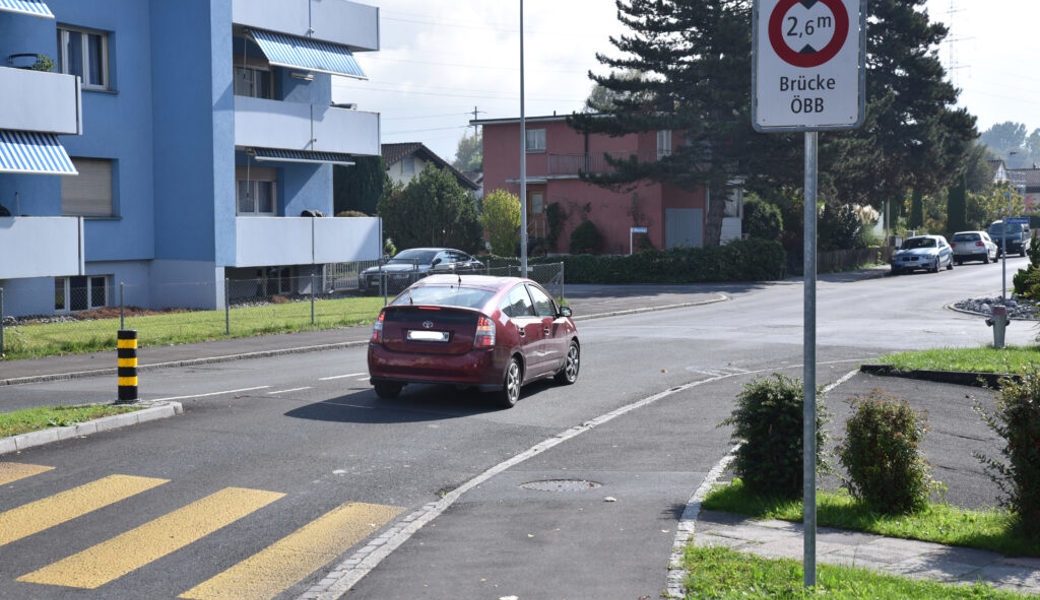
[
  {"x1": 951, "y1": 230, "x2": 998, "y2": 265},
  {"x1": 890, "y1": 235, "x2": 954, "y2": 274}
]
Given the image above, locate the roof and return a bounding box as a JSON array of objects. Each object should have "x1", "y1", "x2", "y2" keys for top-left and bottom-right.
[
  {"x1": 1008, "y1": 168, "x2": 1040, "y2": 189},
  {"x1": 470, "y1": 113, "x2": 575, "y2": 127},
  {"x1": 380, "y1": 142, "x2": 479, "y2": 191}
]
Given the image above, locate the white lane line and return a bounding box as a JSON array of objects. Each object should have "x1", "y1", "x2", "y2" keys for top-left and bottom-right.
[
  {"x1": 151, "y1": 386, "x2": 271, "y2": 402},
  {"x1": 319, "y1": 372, "x2": 367, "y2": 381},
  {"x1": 356, "y1": 376, "x2": 370, "y2": 382},
  {"x1": 663, "y1": 367, "x2": 861, "y2": 598},
  {"x1": 266, "y1": 387, "x2": 313, "y2": 395},
  {"x1": 304, "y1": 360, "x2": 873, "y2": 600}
]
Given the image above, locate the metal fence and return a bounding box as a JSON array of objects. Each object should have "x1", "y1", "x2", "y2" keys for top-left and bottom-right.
[{"x1": 0, "y1": 260, "x2": 565, "y2": 361}]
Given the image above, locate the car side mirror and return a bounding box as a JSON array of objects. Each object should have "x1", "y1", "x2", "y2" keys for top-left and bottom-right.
[
  {"x1": 432, "y1": 258, "x2": 442, "y2": 266},
  {"x1": 559, "y1": 306, "x2": 573, "y2": 318}
]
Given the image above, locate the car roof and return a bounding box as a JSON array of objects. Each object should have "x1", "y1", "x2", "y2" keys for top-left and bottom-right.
[
  {"x1": 419, "y1": 274, "x2": 530, "y2": 291},
  {"x1": 952, "y1": 230, "x2": 985, "y2": 235}
]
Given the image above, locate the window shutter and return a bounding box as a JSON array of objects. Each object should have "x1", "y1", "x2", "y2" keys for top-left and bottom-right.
[{"x1": 62, "y1": 158, "x2": 113, "y2": 216}]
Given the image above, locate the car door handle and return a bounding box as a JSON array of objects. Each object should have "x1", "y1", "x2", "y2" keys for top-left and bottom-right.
[
  {"x1": 517, "y1": 327, "x2": 525, "y2": 338},
  {"x1": 543, "y1": 327, "x2": 551, "y2": 336}
]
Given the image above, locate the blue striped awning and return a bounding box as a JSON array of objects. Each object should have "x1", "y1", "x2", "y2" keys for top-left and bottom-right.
[
  {"x1": 248, "y1": 29, "x2": 366, "y2": 79},
  {"x1": 0, "y1": 130, "x2": 77, "y2": 175},
  {"x1": 0, "y1": 0, "x2": 54, "y2": 18},
  {"x1": 251, "y1": 148, "x2": 355, "y2": 167}
]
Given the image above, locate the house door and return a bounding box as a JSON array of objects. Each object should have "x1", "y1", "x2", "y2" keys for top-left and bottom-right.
[
  {"x1": 665, "y1": 208, "x2": 703, "y2": 248},
  {"x1": 527, "y1": 190, "x2": 546, "y2": 239}
]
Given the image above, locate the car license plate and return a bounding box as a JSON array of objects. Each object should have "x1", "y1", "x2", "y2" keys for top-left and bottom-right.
[{"x1": 407, "y1": 330, "x2": 449, "y2": 342}]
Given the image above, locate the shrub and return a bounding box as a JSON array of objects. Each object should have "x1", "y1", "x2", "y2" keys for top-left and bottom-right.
[
  {"x1": 568, "y1": 219, "x2": 604, "y2": 254},
  {"x1": 481, "y1": 189, "x2": 521, "y2": 256},
  {"x1": 838, "y1": 390, "x2": 934, "y2": 514},
  {"x1": 335, "y1": 210, "x2": 369, "y2": 218},
  {"x1": 744, "y1": 197, "x2": 783, "y2": 241},
  {"x1": 721, "y1": 374, "x2": 828, "y2": 499},
  {"x1": 975, "y1": 370, "x2": 1040, "y2": 537}
]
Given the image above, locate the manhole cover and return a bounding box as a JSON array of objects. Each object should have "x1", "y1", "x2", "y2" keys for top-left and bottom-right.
[{"x1": 519, "y1": 479, "x2": 602, "y2": 492}]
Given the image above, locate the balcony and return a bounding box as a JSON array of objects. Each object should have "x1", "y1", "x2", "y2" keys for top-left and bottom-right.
[
  {"x1": 233, "y1": 216, "x2": 381, "y2": 267},
  {"x1": 234, "y1": 96, "x2": 380, "y2": 156},
  {"x1": 0, "y1": 217, "x2": 83, "y2": 279},
  {"x1": 232, "y1": 0, "x2": 379, "y2": 51},
  {"x1": 546, "y1": 151, "x2": 654, "y2": 177},
  {"x1": 0, "y1": 67, "x2": 81, "y2": 134}
]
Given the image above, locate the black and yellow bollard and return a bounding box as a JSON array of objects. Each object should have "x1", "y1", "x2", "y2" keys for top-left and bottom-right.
[{"x1": 117, "y1": 330, "x2": 138, "y2": 403}]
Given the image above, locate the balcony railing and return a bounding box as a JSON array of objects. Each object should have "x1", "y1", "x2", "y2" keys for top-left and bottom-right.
[
  {"x1": 232, "y1": 0, "x2": 379, "y2": 51},
  {"x1": 234, "y1": 96, "x2": 379, "y2": 156},
  {"x1": 233, "y1": 216, "x2": 381, "y2": 267},
  {"x1": 0, "y1": 217, "x2": 83, "y2": 279},
  {"x1": 0, "y1": 67, "x2": 81, "y2": 134},
  {"x1": 546, "y1": 151, "x2": 655, "y2": 177}
]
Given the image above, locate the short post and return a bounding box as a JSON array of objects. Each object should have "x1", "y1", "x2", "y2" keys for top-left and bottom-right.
[
  {"x1": 0, "y1": 287, "x2": 5, "y2": 358},
  {"x1": 225, "y1": 278, "x2": 230, "y2": 335},
  {"x1": 119, "y1": 282, "x2": 125, "y2": 330},
  {"x1": 989, "y1": 305, "x2": 1009, "y2": 349},
  {"x1": 117, "y1": 329, "x2": 138, "y2": 403},
  {"x1": 310, "y1": 272, "x2": 317, "y2": 325}
]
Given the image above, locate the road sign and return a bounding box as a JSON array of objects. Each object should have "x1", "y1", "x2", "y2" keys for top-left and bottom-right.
[
  {"x1": 1006, "y1": 217, "x2": 1030, "y2": 225},
  {"x1": 630, "y1": 227, "x2": 648, "y2": 234},
  {"x1": 753, "y1": 0, "x2": 865, "y2": 131}
]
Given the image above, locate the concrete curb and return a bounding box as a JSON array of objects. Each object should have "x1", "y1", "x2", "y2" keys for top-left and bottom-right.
[
  {"x1": 0, "y1": 401, "x2": 183, "y2": 456},
  {"x1": 1, "y1": 294, "x2": 729, "y2": 387},
  {"x1": 859, "y1": 364, "x2": 1016, "y2": 388}
]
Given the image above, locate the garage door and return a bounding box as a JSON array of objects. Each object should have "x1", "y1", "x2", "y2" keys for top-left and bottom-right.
[{"x1": 665, "y1": 208, "x2": 703, "y2": 248}]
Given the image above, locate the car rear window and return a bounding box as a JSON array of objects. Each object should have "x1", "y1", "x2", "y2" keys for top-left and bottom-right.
[
  {"x1": 391, "y1": 285, "x2": 495, "y2": 310},
  {"x1": 952, "y1": 233, "x2": 979, "y2": 241},
  {"x1": 990, "y1": 223, "x2": 1024, "y2": 235}
]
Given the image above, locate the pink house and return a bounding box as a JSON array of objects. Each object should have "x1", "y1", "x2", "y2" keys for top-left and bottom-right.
[{"x1": 474, "y1": 114, "x2": 743, "y2": 255}]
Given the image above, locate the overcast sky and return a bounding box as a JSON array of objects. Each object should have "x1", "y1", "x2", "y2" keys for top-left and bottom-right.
[{"x1": 332, "y1": 0, "x2": 1039, "y2": 164}]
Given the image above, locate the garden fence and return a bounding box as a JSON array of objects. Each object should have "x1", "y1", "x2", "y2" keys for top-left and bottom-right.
[{"x1": 0, "y1": 260, "x2": 565, "y2": 361}]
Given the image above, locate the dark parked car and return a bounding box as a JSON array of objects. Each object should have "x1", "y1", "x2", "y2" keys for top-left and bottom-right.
[
  {"x1": 988, "y1": 220, "x2": 1031, "y2": 257},
  {"x1": 367, "y1": 275, "x2": 580, "y2": 408},
  {"x1": 890, "y1": 235, "x2": 953, "y2": 274},
  {"x1": 358, "y1": 247, "x2": 484, "y2": 294}
]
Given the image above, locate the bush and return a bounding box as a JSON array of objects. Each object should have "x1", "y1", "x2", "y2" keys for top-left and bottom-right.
[
  {"x1": 744, "y1": 197, "x2": 783, "y2": 241},
  {"x1": 568, "y1": 220, "x2": 604, "y2": 254},
  {"x1": 975, "y1": 370, "x2": 1040, "y2": 537},
  {"x1": 721, "y1": 374, "x2": 828, "y2": 499},
  {"x1": 481, "y1": 189, "x2": 521, "y2": 256},
  {"x1": 838, "y1": 390, "x2": 933, "y2": 514}
]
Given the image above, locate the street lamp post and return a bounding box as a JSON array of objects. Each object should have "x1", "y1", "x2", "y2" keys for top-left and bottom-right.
[{"x1": 519, "y1": 0, "x2": 528, "y2": 278}]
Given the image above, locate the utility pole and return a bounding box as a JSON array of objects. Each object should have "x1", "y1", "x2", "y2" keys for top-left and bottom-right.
[{"x1": 471, "y1": 106, "x2": 483, "y2": 135}]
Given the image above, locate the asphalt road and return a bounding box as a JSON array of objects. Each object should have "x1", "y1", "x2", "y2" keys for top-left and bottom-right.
[{"x1": 0, "y1": 257, "x2": 1028, "y2": 599}]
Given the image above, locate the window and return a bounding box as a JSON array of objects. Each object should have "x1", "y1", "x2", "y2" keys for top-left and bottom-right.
[
  {"x1": 55, "y1": 275, "x2": 108, "y2": 312},
  {"x1": 236, "y1": 166, "x2": 277, "y2": 216},
  {"x1": 62, "y1": 158, "x2": 113, "y2": 217},
  {"x1": 525, "y1": 128, "x2": 546, "y2": 153},
  {"x1": 500, "y1": 285, "x2": 534, "y2": 318},
  {"x1": 400, "y1": 156, "x2": 416, "y2": 176},
  {"x1": 526, "y1": 284, "x2": 556, "y2": 318},
  {"x1": 657, "y1": 130, "x2": 672, "y2": 159},
  {"x1": 234, "y1": 65, "x2": 272, "y2": 99},
  {"x1": 57, "y1": 25, "x2": 110, "y2": 90}
]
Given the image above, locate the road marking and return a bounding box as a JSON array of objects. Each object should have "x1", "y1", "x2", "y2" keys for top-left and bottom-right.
[
  {"x1": 0, "y1": 462, "x2": 54, "y2": 486},
  {"x1": 18, "y1": 487, "x2": 284, "y2": 589},
  {"x1": 151, "y1": 386, "x2": 271, "y2": 402},
  {"x1": 318, "y1": 372, "x2": 366, "y2": 381},
  {"x1": 266, "y1": 387, "x2": 313, "y2": 395},
  {"x1": 180, "y1": 502, "x2": 403, "y2": 600},
  {"x1": 0, "y1": 475, "x2": 167, "y2": 547},
  {"x1": 356, "y1": 376, "x2": 370, "y2": 382}
]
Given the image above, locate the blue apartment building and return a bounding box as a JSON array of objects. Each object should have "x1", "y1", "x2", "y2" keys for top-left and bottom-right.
[{"x1": 0, "y1": 0, "x2": 382, "y2": 317}]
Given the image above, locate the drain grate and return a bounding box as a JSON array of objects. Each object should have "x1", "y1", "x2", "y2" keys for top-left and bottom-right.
[{"x1": 519, "y1": 479, "x2": 602, "y2": 492}]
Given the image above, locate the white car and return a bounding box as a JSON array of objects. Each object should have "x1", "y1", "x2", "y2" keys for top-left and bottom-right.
[{"x1": 951, "y1": 230, "x2": 998, "y2": 265}]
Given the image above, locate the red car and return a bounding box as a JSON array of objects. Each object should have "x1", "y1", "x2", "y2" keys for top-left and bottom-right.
[{"x1": 367, "y1": 275, "x2": 580, "y2": 408}]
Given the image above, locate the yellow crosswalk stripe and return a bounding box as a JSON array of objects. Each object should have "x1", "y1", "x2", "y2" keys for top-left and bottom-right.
[
  {"x1": 18, "y1": 487, "x2": 284, "y2": 589},
  {"x1": 0, "y1": 474, "x2": 166, "y2": 547},
  {"x1": 179, "y1": 501, "x2": 404, "y2": 600},
  {"x1": 0, "y1": 462, "x2": 54, "y2": 486}
]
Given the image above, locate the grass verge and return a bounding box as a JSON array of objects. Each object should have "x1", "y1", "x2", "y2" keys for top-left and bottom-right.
[
  {"x1": 2, "y1": 297, "x2": 387, "y2": 360},
  {"x1": 876, "y1": 346, "x2": 1040, "y2": 375},
  {"x1": 0, "y1": 405, "x2": 143, "y2": 438},
  {"x1": 703, "y1": 479, "x2": 1040, "y2": 558},
  {"x1": 683, "y1": 545, "x2": 1028, "y2": 599}
]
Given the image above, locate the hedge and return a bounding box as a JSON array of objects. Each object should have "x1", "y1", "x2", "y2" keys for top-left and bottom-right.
[{"x1": 488, "y1": 238, "x2": 786, "y2": 284}]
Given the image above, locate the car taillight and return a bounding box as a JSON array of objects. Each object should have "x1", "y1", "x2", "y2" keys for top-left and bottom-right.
[
  {"x1": 474, "y1": 315, "x2": 495, "y2": 349},
  {"x1": 976, "y1": 241, "x2": 985, "y2": 247},
  {"x1": 950, "y1": 242, "x2": 957, "y2": 248},
  {"x1": 371, "y1": 310, "x2": 385, "y2": 343}
]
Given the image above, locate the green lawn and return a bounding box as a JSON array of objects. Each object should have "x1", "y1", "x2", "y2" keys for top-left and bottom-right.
[
  {"x1": 683, "y1": 545, "x2": 1028, "y2": 599},
  {"x1": 702, "y1": 479, "x2": 1040, "y2": 558},
  {"x1": 1, "y1": 297, "x2": 386, "y2": 360},
  {"x1": 876, "y1": 346, "x2": 1040, "y2": 374},
  {"x1": 0, "y1": 405, "x2": 143, "y2": 437}
]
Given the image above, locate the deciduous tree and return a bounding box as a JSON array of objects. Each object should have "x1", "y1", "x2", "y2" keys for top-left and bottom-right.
[{"x1": 377, "y1": 164, "x2": 483, "y2": 254}]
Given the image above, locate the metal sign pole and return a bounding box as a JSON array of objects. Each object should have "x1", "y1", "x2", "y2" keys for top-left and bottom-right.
[{"x1": 803, "y1": 131, "x2": 818, "y2": 588}]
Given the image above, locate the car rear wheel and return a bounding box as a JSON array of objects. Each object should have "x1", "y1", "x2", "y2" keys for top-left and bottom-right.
[
  {"x1": 946, "y1": 257, "x2": 953, "y2": 270},
  {"x1": 554, "y1": 341, "x2": 580, "y2": 385},
  {"x1": 497, "y1": 357, "x2": 522, "y2": 409},
  {"x1": 373, "y1": 381, "x2": 403, "y2": 399},
  {"x1": 982, "y1": 253, "x2": 990, "y2": 264}
]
